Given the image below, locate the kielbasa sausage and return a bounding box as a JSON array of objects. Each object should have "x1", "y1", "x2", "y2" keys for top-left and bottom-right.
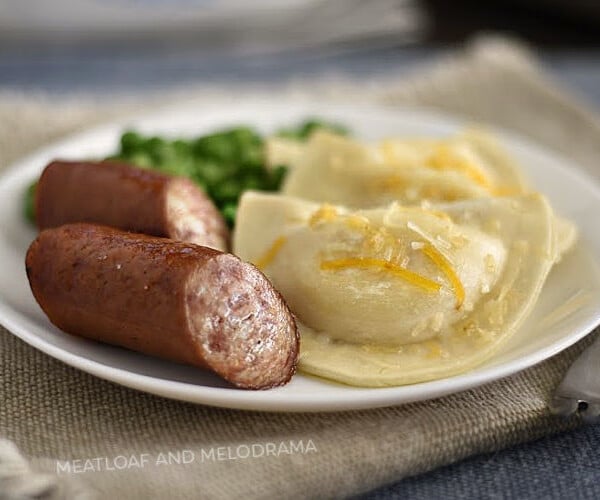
[
  {"x1": 25, "y1": 223, "x2": 299, "y2": 389},
  {"x1": 36, "y1": 160, "x2": 229, "y2": 251}
]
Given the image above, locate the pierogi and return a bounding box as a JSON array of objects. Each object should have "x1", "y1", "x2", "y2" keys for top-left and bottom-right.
[
  {"x1": 234, "y1": 191, "x2": 562, "y2": 386},
  {"x1": 277, "y1": 130, "x2": 528, "y2": 207}
]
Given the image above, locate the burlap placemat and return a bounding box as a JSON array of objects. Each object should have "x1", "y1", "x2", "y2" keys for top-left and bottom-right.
[{"x1": 1, "y1": 36, "x2": 599, "y2": 500}]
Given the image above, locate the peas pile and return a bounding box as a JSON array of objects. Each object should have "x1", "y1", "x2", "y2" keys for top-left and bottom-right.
[
  {"x1": 24, "y1": 119, "x2": 347, "y2": 227},
  {"x1": 111, "y1": 127, "x2": 278, "y2": 226}
]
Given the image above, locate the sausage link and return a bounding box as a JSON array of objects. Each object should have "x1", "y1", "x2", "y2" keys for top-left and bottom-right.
[
  {"x1": 25, "y1": 223, "x2": 299, "y2": 389},
  {"x1": 36, "y1": 160, "x2": 229, "y2": 251}
]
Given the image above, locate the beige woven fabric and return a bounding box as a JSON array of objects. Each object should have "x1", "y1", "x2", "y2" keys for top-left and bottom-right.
[{"x1": 1, "y1": 37, "x2": 599, "y2": 500}]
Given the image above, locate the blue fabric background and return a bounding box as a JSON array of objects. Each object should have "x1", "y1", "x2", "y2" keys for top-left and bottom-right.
[{"x1": 360, "y1": 422, "x2": 600, "y2": 499}]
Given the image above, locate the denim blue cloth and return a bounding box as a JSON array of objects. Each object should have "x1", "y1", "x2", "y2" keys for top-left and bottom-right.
[{"x1": 360, "y1": 422, "x2": 600, "y2": 499}]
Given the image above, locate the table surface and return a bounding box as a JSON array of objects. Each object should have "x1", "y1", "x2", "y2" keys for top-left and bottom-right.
[{"x1": 1, "y1": 42, "x2": 599, "y2": 500}]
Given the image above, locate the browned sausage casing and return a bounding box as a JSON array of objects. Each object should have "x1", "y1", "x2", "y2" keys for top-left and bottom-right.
[
  {"x1": 25, "y1": 223, "x2": 299, "y2": 390},
  {"x1": 36, "y1": 160, "x2": 229, "y2": 251}
]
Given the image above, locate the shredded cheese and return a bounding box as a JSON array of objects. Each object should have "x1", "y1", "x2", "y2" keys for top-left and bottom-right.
[
  {"x1": 421, "y1": 243, "x2": 465, "y2": 309},
  {"x1": 426, "y1": 144, "x2": 493, "y2": 191},
  {"x1": 309, "y1": 204, "x2": 338, "y2": 227},
  {"x1": 344, "y1": 214, "x2": 370, "y2": 231},
  {"x1": 424, "y1": 339, "x2": 443, "y2": 359},
  {"x1": 493, "y1": 186, "x2": 519, "y2": 196},
  {"x1": 320, "y1": 257, "x2": 441, "y2": 293},
  {"x1": 426, "y1": 209, "x2": 453, "y2": 221},
  {"x1": 254, "y1": 236, "x2": 287, "y2": 270}
]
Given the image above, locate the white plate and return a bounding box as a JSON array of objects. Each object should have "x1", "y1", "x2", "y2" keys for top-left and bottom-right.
[{"x1": 1, "y1": 101, "x2": 600, "y2": 412}]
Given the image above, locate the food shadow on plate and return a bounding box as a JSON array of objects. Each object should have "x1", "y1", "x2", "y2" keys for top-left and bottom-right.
[{"x1": 67, "y1": 334, "x2": 237, "y2": 389}]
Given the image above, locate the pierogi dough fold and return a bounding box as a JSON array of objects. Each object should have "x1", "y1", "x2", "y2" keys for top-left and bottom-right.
[{"x1": 280, "y1": 130, "x2": 528, "y2": 207}]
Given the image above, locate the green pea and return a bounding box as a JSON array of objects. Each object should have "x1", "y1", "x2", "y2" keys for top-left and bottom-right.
[
  {"x1": 128, "y1": 152, "x2": 154, "y2": 168},
  {"x1": 276, "y1": 119, "x2": 349, "y2": 141},
  {"x1": 213, "y1": 179, "x2": 242, "y2": 202},
  {"x1": 120, "y1": 131, "x2": 143, "y2": 155},
  {"x1": 24, "y1": 181, "x2": 37, "y2": 224},
  {"x1": 268, "y1": 165, "x2": 288, "y2": 190},
  {"x1": 222, "y1": 203, "x2": 237, "y2": 227}
]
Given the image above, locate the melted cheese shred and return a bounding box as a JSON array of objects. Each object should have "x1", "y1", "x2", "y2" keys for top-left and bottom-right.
[
  {"x1": 309, "y1": 204, "x2": 338, "y2": 227},
  {"x1": 426, "y1": 144, "x2": 493, "y2": 191},
  {"x1": 421, "y1": 242, "x2": 465, "y2": 309},
  {"x1": 320, "y1": 257, "x2": 441, "y2": 293},
  {"x1": 254, "y1": 236, "x2": 287, "y2": 270}
]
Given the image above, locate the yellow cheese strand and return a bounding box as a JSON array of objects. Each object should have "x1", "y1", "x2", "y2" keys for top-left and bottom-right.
[
  {"x1": 427, "y1": 144, "x2": 493, "y2": 191},
  {"x1": 309, "y1": 204, "x2": 338, "y2": 227},
  {"x1": 421, "y1": 243, "x2": 465, "y2": 309},
  {"x1": 424, "y1": 339, "x2": 443, "y2": 359},
  {"x1": 254, "y1": 236, "x2": 287, "y2": 270},
  {"x1": 320, "y1": 257, "x2": 441, "y2": 293}
]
